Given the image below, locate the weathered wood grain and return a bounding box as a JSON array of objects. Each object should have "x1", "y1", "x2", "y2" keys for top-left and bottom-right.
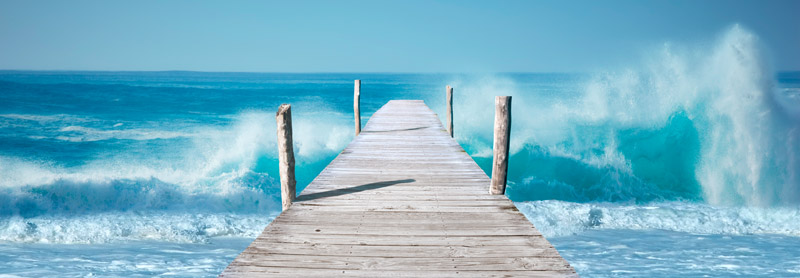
[
  {"x1": 276, "y1": 104, "x2": 295, "y2": 211},
  {"x1": 446, "y1": 85, "x2": 453, "y2": 137},
  {"x1": 354, "y1": 80, "x2": 361, "y2": 136},
  {"x1": 490, "y1": 96, "x2": 511, "y2": 195},
  {"x1": 220, "y1": 100, "x2": 576, "y2": 277}
]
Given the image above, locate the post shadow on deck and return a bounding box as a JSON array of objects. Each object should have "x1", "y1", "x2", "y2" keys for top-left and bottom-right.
[
  {"x1": 296, "y1": 179, "x2": 416, "y2": 201},
  {"x1": 362, "y1": 126, "x2": 428, "y2": 133}
]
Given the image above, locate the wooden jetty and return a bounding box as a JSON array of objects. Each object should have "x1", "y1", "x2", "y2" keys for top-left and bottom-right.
[{"x1": 220, "y1": 99, "x2": 577, "y2": 277}]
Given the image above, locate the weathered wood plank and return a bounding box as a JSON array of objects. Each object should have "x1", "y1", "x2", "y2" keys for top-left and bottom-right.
[
  {"x1": 223, "y1": 267, "x2": 573, "y2": 278},
  {"x1": 251, "y1": 234, "x2": 553, "y2": 247},
  {"x1": 240, "y1": 243, "x2": 562, "y2": 258},
  {"x1": 228, "y1": 254, "x2": 573, "y2": 271},
  {"x1": 220, "y1": 100, "x2": 576, "y2": 277}
]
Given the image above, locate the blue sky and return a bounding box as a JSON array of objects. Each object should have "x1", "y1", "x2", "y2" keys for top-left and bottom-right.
[{"x1": 1, "y1": 0, "x2": 798, "y2": 72}]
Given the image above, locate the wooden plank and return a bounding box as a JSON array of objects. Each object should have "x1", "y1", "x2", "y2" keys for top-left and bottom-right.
[
  {"x1": 223, "y1": 267, "x2": 573, "y2": 278},
  {"x1": 227, "y1": 254, "x2": 573, "y2": 271},
  {"x1": 239, "y1": 243, "x2": 562, "y2": 258},
  {"x1": 220, "y1": 100, "x2": 576, "y2": 277},
  {"x1": 251, "y1": 234, "x2": 552, "y2": 247}
]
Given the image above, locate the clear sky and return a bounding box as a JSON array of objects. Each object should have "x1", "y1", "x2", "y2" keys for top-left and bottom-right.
[{"x1": 1, "y1": 0, "x2": 798, "y2": 72}]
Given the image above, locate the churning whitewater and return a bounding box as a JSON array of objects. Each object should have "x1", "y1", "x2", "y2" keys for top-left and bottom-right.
[
  {"x1": 0, "y1": 26, "x2": 798, "y2": 276},
  {"x1": 450, "y1": 25, "x2": 799, "y2": 207}
]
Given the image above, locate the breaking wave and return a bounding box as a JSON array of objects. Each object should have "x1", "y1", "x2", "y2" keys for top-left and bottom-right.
[
  {"x1": 450, "y1": 25, "x2": 800, "y2": 206},
  {"x1": 0, "y1": 110, "x2": 350, "y2": 218}
]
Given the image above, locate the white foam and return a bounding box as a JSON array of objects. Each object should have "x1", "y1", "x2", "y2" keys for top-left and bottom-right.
[
  {"x1": 516, "y1": 200, "x2": 800, "y2": 238},
  {"x1": 0, "y1": 212, "x2": 276, "y2": 244},
  {"x1": 0, "y1": 113, "x2": 91, "y2": 123}
]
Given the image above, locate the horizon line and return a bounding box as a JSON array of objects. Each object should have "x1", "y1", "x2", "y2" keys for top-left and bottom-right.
[
  {"x1": 2, "y1": 69, "x2": 800, "y2": 75},
  {"x1": 0, "y1": 69, "x2": 592, "y2": 75}
]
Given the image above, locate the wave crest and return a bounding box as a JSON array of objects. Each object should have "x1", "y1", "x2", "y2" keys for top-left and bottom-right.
[{"x1": 451, "y1": 25, "x2": 800, "y2": 206}]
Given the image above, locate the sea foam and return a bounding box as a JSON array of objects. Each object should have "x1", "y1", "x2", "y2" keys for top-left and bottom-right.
[{"x1": 517, "y1": 200, "x2": 800, "y2": 238}]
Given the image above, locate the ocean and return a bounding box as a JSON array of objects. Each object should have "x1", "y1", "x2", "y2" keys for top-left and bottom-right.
[{"x1": 1, "y1": 26, "x2": 799, "y2": 277}]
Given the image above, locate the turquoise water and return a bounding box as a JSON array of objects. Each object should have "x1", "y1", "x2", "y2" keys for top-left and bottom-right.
[{"x1": 1, "y1": 26, "x2": 799, "y2": 277}]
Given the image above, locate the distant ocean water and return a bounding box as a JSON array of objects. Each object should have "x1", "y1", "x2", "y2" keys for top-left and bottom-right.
[{"x1": 1, "y1": 26, "x2": 799, "y2": 277}]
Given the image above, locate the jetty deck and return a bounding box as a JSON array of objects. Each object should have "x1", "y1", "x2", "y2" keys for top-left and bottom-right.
[{"x1": 220, "y1": 100, "x2": 576, "y2": 277}]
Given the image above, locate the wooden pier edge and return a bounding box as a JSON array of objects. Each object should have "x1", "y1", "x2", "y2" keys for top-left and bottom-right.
[{"x1": 221, "y1": 99, "x2": 576, "y2": 277}]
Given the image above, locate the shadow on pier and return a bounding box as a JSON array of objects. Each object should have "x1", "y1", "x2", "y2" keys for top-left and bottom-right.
[
  {"x1": 296, "y1": 179, "x2": 416, "y2": 201},
  {"x1": 362, "y1": 126, "x2": 428, "y2": 133}
]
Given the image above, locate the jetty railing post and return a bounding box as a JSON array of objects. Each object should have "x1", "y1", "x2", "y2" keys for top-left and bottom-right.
[
  {"x1": 354, "y1": 80, "x2": 361, "y2": 136},
  {"x1": 490, "y1": 96, "x2": 511, "y2": 195},
  {"x1": 446, "y1": 85, "x2": 453, "y2": 137},
  {"x1": 276, "y1": 104, "x2": 296, "y2": 211}
]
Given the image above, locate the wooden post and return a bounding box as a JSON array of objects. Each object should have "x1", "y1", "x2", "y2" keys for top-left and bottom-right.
[
  {"x1": 354, "y1": 80, "x2": 361, "y2": 136},
  {"x1": 446, "y1": 85, "x2": 453, "y2": 137},
  {"x1": 490, "y1": 96, "x2": 511, "y2": 195},
  {"x1": 276, "y1": 104, "x2": 296, "y2": 211}
]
